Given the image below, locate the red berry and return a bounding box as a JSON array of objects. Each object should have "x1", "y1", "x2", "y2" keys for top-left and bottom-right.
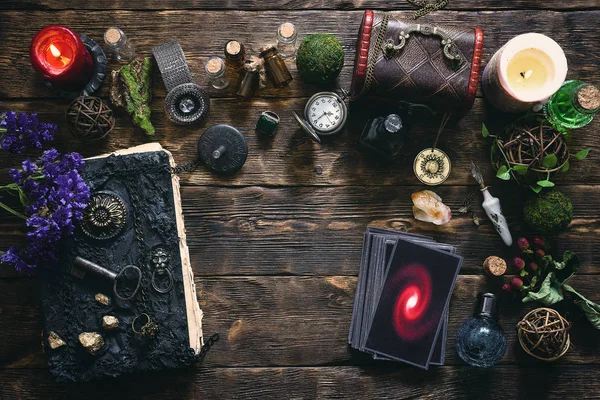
[
  {"x1": 511, "y1": 277, "x2": 524, "y2": 290},
  {"x1": 532, "y1": 237, "x2": 545, "y2": 249},
  {"x1": 528, "y1": 262, "x2": 539, "y2": 272},
  {"x1": 535, "y1": 249, "x2": 545, "y2": 259},
  {"x1": 517, "y1": 237, "x2": 530, "y2": 251},
  {"x1": 512, "y1": 257, "x2": 526, "y2": 271},
  {"x1": 501, "y1": 283, "x2": 512, "y2": 293}
]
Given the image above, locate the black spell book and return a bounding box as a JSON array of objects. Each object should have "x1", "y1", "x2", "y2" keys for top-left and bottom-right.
[{"x1": 40, "y1": 144, "x2": 204, "y2": 382}]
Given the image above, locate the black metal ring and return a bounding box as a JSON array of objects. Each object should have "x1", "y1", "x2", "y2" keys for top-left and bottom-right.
[
  {"x1": 151, "y1": 268, "x2": 174, "y2": 293},
  {"x1": 45, "y1": 34, "x2": 107, "y2": 100},
  {"x1": 131, "y1": 313, "x2": 151, "y2": 334},
  {"x1": 113, "y1": 265, "x2": 142, "y2": 301}
]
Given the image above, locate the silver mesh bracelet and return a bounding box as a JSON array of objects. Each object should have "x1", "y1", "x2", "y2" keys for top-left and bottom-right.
[{"x1": 152, "y1": 40, "x2": 193, "y2": 92}]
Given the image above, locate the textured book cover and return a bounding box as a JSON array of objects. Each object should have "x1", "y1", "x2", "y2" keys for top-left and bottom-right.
[{"x1": 40, "y1": 144, "x2": 203, "y2": 382}]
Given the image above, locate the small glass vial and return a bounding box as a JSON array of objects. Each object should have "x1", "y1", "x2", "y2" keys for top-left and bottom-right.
[
  {"x1": 544, "y1": 80, "x2": 600, "y2": 130},
  {"x1": 259, "y1": 46, "x2": 293, "y2": 88},
  {"x1": 205, "y1": 56, "x2": 229, "y2": 90},
  {"x1": 456, "y1": 293, "x2": 507, "y2": 368},
  {"x1": 103, "y1": 27, "x2": 135, "y2": 62},
  {"x1": 277, "y1": 22, "x2": 298, "y2": 58},
  {"x1": 236, "y1": 61, "x2": 260, "y2": 100},
  {"x1": 224, "y1": 40, "x2": 246, "y2": 70}
]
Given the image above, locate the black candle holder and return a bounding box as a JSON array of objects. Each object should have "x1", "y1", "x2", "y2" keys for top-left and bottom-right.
[{"x1": 45, "y1": 34, "x2": 107, "y2": 100}]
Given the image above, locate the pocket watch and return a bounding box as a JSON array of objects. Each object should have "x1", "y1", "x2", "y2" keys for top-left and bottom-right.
[{"x1": 292, "y1": 89, "x2": 349, "y2": 143}]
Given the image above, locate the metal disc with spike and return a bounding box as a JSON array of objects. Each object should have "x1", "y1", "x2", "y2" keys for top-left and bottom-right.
[
  {"x1": 197, "y1": 124, "x2": 248, "y2": 174},
  {"x1": 413, "y1": 147, "x2": 451, "y2": 185}
]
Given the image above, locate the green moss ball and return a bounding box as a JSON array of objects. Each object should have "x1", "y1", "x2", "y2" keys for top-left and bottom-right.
[
  {"x1": 296, "y1": 34, "x2": 344, "y2": 84},
  {"x1": 523, "y1": 190, "x2": 573, "y2": 235}
]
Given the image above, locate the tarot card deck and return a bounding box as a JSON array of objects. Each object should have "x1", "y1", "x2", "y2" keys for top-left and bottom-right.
[{"x1": 348, "y1": 227, "x2": 462, "y2": 369}]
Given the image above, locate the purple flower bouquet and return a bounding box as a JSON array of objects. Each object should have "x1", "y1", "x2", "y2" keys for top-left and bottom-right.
[
  {"x1": 0, "y1": 112, "x2": 57, "y2": 154},
  {"x1": 0, "y1": 149, "x2": 90, "y2": 274}
]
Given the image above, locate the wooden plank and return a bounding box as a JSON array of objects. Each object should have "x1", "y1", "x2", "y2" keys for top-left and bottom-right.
[
  {"x1": 1, "y1": 185, "x2": 598, "y2": 277},
  {"x1": 1, "y1": 276, "x2": 599, "y2": 369},
  {"x1": 1, "y1": 365, "x2": 599, "y2": 399},
  {"x1": 0, "y1": 99, "x2": 598, "y2": 187},
  {"x1": 2, "y1": 0, "x2": 600, "y2": 11},
  {"x1": 0, "y1": 10, "x2": 599, "y2": 100}
]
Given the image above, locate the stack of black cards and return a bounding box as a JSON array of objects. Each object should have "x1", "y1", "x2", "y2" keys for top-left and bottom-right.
[{"x1": 349, "y1": 227, "x2": 463, "y2": 369}]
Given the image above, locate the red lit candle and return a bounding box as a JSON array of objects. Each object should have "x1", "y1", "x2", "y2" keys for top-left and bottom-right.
[{"x1": 30, "y1": 26, "x2": 94, "y2": 91}]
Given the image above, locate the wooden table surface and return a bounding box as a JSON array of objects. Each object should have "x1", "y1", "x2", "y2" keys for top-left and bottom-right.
[{"x1": 1, "y1": 1, "x2": 600, "y2": 399}]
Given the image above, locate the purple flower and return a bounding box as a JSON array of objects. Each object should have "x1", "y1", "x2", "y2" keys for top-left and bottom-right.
[
  {"x1": 1, "y1": 149, "x2": 90, "y2": 274},
  {"x1": 0, "y1": 247, "x2": 36, "y2": 275},
  {"x1": 21, "y1": 159, "x2": 37, "y2": 174},
  {"x1": 8, "y1": 168, "x2": 22, "y2": 183},
  {"x1": 0, "y1": 112, "x2": 57, "y2": 154}
]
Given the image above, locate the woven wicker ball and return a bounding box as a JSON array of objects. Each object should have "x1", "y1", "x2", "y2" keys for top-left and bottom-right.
[
  {"x1": 66, "y1": 96, "x2": 115, "y2": 140},
  {"x1": 517, "y1": 307, "x2": 570, "y2": 362}
]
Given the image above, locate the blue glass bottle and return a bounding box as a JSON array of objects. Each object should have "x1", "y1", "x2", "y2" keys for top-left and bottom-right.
[{"x1": 456, "y1": 293, "x2": 507, "y2": 367}]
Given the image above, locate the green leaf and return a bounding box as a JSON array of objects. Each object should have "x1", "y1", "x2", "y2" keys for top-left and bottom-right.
[
  {"x1": 512, "y1": 165, "x2": 528, "y2": 176},
  {"x1": 575, "y1": 148, "x2": 591, "y2": 160},
  {"x1": 519, "y1": 269, "x2": 529, "y2": 277},
  {"x1": 563, "y1": 284, "x2": 600, "y2": 329},
  {"x1": 553, "y1": 251, "x2": 580, "y2": 284},
  {"x1": 496, "y1": 165, "x2": 511, "y2": 180},
  {"x1": 0, "y1": 201, "x2": 27, "y2": 220},
  {"x1": 530, "y1": 185, "x2": 543, "y2": 194},
  {"x1": 522, "y1": 272, "x2": 564, "y2": 305},
  {"x1": 482, "y1": 123, "x2": 490, "y2": 138},
  {"x1": 16, "y1": 187, "x2": 28, "y2": 206},
  {"x1": 542, "y1": 154, "x2": 558, "y2": 168},
  {"x1": 560, "y1": 160, "x2": 570, "y2": 173},
  {"x1": 536, "y1": 180, "x2": 555, "y2": 188}
]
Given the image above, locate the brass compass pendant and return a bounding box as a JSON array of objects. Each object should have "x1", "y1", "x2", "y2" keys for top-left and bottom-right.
[{"x1": 413, "y1": 148, "x2": 451, "y2": 185}]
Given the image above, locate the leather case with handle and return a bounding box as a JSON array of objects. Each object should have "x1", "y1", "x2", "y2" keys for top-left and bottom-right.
[{"x1": 351, "y1": 10, "x2": 484, "y2": 115}]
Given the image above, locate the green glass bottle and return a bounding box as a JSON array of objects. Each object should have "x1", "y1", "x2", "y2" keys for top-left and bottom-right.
[{"x1": 544, "y1": 80, "x2": 600, "y2": 130}]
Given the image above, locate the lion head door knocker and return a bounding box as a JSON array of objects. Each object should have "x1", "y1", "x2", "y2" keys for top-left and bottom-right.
[
  {"x1": 81, "y1": 190, "x2": 127, "y2": 240},
  {"x1": 150, "y1": 248, "x2": 173, "y2": 293},
  {"x1": 382, "y1": 23, "x2": 466, "y2": 71}
]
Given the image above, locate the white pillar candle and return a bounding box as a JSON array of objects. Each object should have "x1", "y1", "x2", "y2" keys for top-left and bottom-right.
[{"x1": 482, "y1": 33, "x2": 568, "y2": 113}]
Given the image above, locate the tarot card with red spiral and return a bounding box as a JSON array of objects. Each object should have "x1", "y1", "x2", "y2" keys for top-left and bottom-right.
[{"x1": 364, "y1": 238, "x2": 462, "y2": 369}]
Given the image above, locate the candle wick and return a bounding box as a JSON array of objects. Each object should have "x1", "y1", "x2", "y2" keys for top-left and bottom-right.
[{"x1": 520, "y1": 71, "x2": 525, "y2": 78}]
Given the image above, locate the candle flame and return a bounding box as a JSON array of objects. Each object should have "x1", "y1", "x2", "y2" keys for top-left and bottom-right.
[{"x1": 49, "y1": 44, "x2": 62, "y2": 58}]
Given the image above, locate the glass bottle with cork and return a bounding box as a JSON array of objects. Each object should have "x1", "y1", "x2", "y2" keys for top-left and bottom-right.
[
  {"x1": 259, "y1": 46, "x2": 293, "y2": 88},
  {"x1": 277, "y1": 22, "x2": 298, "y2": 58},
  {"x1": 103, "y1": 27, "x2": 136, "y2": 62},
  {"x1": 544, "y1": 80, "x2": 600, "y2": 130},
  {"x1": 224, "y1": 40, "x2": 246, "y2": 70},
  {"x1": 205, "y1": 56, "x2": 229, "y2": 90}
]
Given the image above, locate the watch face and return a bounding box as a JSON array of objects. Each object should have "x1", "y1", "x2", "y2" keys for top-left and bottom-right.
[{"x1": 306, "y1": 93, "x2": 345, "y2": 134}]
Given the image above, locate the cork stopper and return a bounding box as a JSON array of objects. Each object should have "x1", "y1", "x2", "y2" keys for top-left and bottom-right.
[
  {"x1": 104, "y1": 28, "x2": 121, "y2": 45},
  {"x1": 577, "y1": 85, "x2": 600, "y2": 111},
  {"x1": 206, "y1": 57, "x2": 224, "y2": 74},
  {"x1": 483, "y1": 256, "x2": 507, "y2": 277},
  {"x1": 226, "y1": 40, "x2": 242, "y2": 56},
  {"x1": 279, "y1": 23, "x2": 295, "y2": 39}
]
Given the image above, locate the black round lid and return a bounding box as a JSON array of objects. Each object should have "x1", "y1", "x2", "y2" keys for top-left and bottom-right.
[
  {"x1": 197, "y1": 124, "x2": 248, "y2": 174},
  {"x1": 165, "y1": 83, "x2": 210, "y2": 125},
  {"x1": 475, "y1": 292, "x2": 498, "y2": 319},
  {"x1": 292, "y1": 110, "x2": 321, "y2": 143},
  {"x1": 384, "y1": 114, "x2": 403, "y2": 134}
]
